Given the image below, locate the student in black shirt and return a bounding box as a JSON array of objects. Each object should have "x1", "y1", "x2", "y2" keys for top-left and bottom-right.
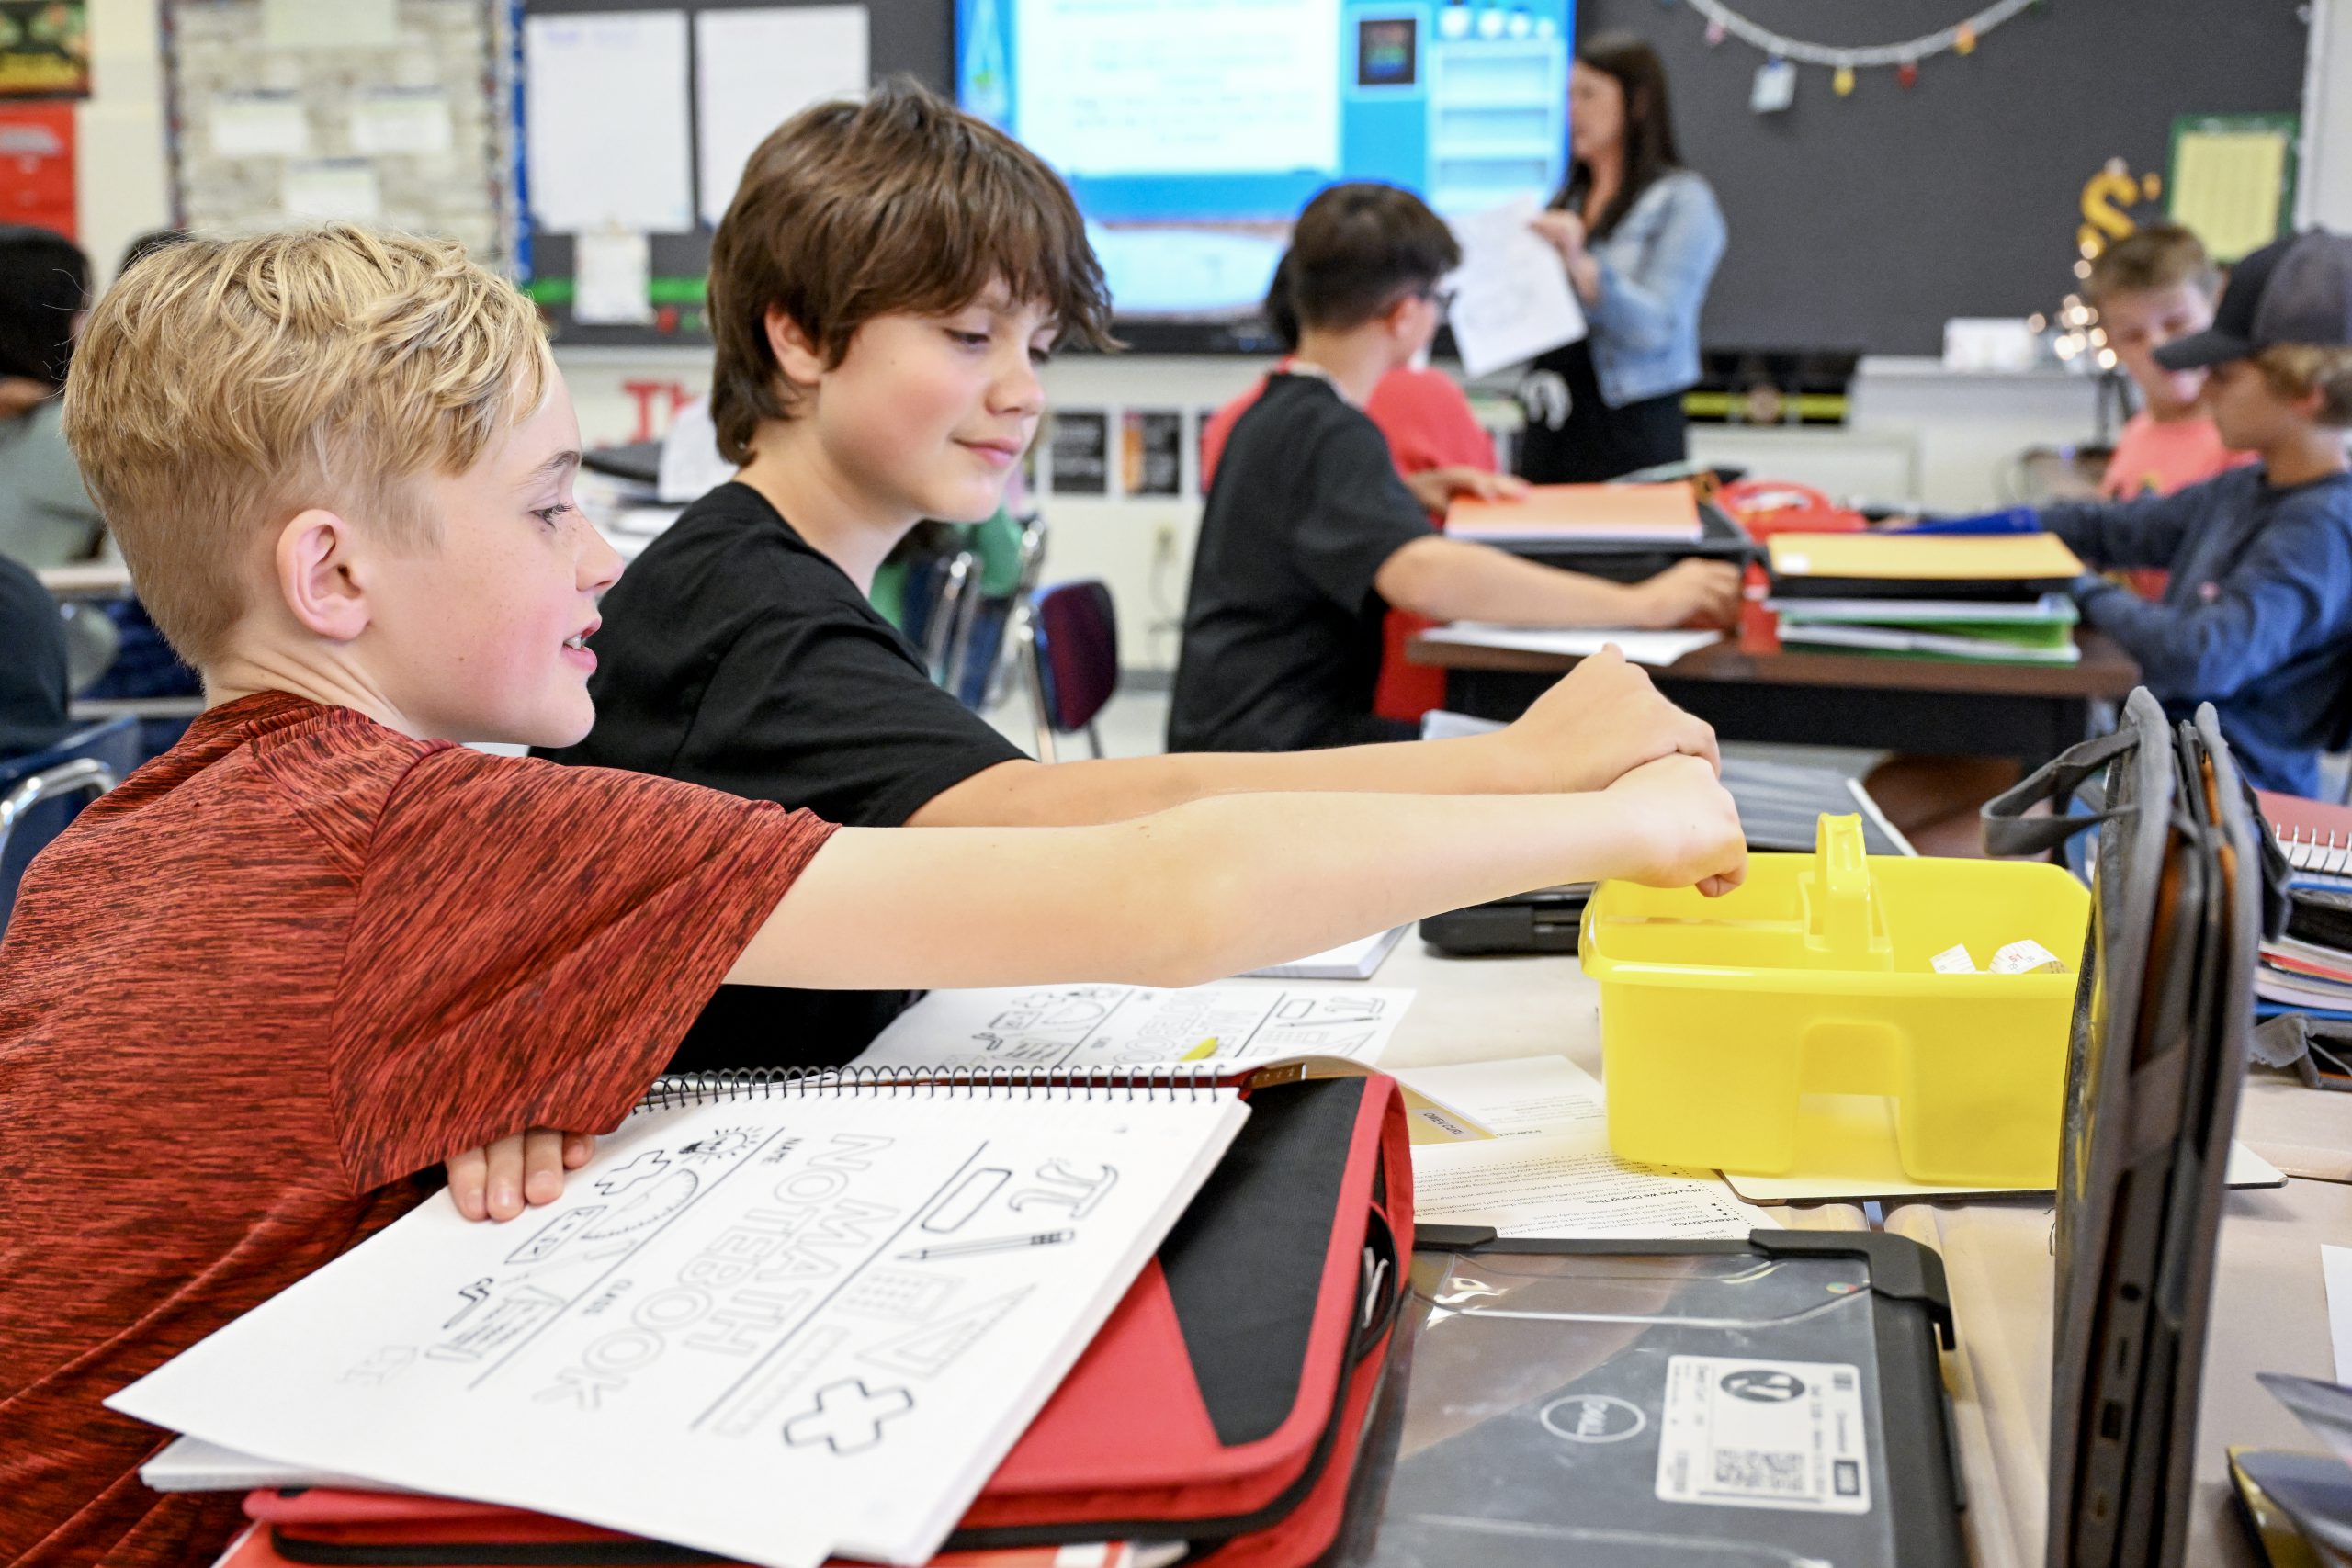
[
  {"x1": 549, "y1": 86, "x2": 1727, "y2": 1069},
  {"x1": 1170, "y1": 183, "x2": 1739, "y2": 754}
]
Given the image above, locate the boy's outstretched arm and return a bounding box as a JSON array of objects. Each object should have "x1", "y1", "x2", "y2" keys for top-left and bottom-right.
[
  {"x1": 448, "y1": 757, "x2": 1741, "y2": 1219},
  {"x1": 2038, "y1": 487, "x2": 2208, "y2": 571},
  {"x1": 732, "y1": 753, "x2": 1743, "y2": 993},
  {"x1": 1374, "y1": 535, "x2": 1740, "y2": 632},
  {"x1": 910, "y1": 646, "x2": 1718, "y2": 827}
]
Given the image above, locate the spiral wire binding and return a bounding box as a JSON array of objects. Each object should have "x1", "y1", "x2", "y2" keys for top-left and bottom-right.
[
  {"x1": 2274, "y1": 822, "x2": 2352, "y2": 879},
  {"x1": 635, "y1": 1062, "x2": 1230, "y2": 1114}
]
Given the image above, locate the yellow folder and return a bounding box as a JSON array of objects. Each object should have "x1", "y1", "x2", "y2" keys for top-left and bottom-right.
[{"x1": 1767, "y1": 531, "x2": 2086, "y2": 581}]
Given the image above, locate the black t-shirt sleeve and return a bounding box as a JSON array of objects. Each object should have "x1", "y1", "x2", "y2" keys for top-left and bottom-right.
[
  {"x1": 690, "y1": 606, "x2": 1027, "y2": 829},
  {"x1": 1289, "y1": 411, "x2": 1438, "y2": 615}
]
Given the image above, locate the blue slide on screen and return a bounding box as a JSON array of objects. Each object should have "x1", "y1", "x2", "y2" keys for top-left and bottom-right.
[{"x1": 956, "y1": 0, "x2": 1576, "y2": 322}]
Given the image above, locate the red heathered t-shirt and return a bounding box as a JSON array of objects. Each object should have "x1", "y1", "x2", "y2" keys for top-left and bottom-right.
[{"x1": 0, "y1": 692, "x2": 837, "y2": 1568}]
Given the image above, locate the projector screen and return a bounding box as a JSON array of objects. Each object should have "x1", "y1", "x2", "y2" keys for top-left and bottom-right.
[{"x1": 956, "y1": 0, "x2": 1576, "y2": 335}]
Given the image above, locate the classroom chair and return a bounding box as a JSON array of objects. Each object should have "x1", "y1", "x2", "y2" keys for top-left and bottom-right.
[
  {"x1": 900, "y1": 547, "x2": 979, "y2": 686},
  {"x1": 947, "y1": 514, "x2": 1048, "y2": 713},
  {"x1": 1018, "y1": 579, "x2": 1119, "y2": 762},
  {"x1": 0, "y1": 713, "x2": 138, "y2": 934}
]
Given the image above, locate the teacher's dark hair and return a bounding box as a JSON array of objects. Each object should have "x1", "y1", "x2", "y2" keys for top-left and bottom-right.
[
  {"x1": 0, "y1": 225, "x2": 89, "y2": 389},
  {"x1": 1559, "y1": 31, "x2": 1683, "y2": 240}
]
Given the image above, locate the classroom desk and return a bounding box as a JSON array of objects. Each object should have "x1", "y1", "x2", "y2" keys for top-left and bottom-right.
[
  {"x1": 36, "y1": 560, "x2": 134, "y2": 601},
  {"x1": 1407, "y1": 631, "x2": 2143, "y2": 767},
  {"x1": 1362, "y1": 939, "x2": 2352, "y2": 1568}
]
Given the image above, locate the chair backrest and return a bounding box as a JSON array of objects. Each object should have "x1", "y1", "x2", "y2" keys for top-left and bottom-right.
[
  {"x1": 0, "y1": 714, "x2": 140, "y2": 934},
  {"x1": 1028, "y1": 580, "x2": 1120, "y2": 736},
  {"x1": 949, "y1": 513, "x2": 1049, "y2": 712},
  {"x1": 917, "y1": 549, "x2": 978, "y2": 685}
]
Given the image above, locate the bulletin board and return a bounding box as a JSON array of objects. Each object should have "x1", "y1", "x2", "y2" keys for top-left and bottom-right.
[
  {"x1": 1574, "y1": 0, "x2": 2311, "y2": 356},
  {"x1": 516, "y1": 0, "x2": 948, "y2": 347},
  {"x1": 160, "y1": 0, "x2": 517, "y2": 271}
]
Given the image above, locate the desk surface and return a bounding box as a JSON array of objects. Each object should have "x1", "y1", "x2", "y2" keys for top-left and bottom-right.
[
  {"x1": 36, "y1": 561, "x2": 134, "y2": 601},
  {"x1": 1360, "y1": 938, "x2": 2351, "y2": 1568},
  {"x1": 1408, "y1": 628, "x2": 2143, "y2": 701}
]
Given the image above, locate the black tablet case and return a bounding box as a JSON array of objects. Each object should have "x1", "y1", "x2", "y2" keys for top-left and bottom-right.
[{"x1": 1357, "y1": 1233, "x2": 1966, "y2": 1568}]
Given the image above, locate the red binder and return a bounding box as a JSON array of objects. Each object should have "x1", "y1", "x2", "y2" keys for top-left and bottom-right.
[{"x1": 233, "y1": 1076, "x2": 1412, "y2": 1568}]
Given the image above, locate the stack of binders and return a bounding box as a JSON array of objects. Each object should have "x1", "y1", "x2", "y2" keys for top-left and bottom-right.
[
  {"x1": 2248, "y1": 789, "x2": 2352, "y2": 1018},
  {"x1": 1764, "y1": 533, "x2": 2088, "y2": 664}
]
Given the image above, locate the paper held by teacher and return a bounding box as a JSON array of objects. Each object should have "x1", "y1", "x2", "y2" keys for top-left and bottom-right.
[{"x1": 1443, "y1": 196, "x2": 1588, "y2": 379}]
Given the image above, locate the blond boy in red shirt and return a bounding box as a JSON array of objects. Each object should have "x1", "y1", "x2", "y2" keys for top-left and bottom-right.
[{"x1": 0, "y1": 225, "x2": 1742, "y2": 1566}]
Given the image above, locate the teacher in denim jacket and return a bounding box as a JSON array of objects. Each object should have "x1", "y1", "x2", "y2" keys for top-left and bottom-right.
[{"x1": 1518, "y1": 33, "x2": 1725, "y2": 483}]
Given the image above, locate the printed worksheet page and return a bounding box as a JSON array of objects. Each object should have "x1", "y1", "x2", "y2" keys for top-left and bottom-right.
[
  {"x1": 114, "y1": 1092, "x2": 1249, "y2": 1568},
  {"x1": 854, "y1": 983, "x2": 1415, "y2": 1074}
]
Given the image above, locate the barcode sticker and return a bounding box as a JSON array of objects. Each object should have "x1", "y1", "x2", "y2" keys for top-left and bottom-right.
[{"x1": 1655, "y1": 1355, "x2": 1871, "y2": 1514}]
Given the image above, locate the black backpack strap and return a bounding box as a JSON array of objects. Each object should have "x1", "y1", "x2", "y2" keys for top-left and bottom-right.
[{"x1": 1980, "y1": 726, "x2": 2141, "y2": 857}]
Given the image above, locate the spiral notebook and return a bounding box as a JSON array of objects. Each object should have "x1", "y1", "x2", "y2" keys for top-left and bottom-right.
[{"x1": 113, "y1": 1074, "x2": 1254, "y2": 1568}]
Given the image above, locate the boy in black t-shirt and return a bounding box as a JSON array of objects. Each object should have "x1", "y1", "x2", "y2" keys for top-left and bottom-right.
[
  {"x1": 549, "y1": 85, "x2": 1731, "y2": 1068},
  {"x1": 1170, "y1": 184, "x2": 1738, "y2": 753}
]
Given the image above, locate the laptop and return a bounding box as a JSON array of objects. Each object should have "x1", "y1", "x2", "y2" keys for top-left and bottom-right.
[{"x1": 2010, "y1": 693, "x2": 2275, "y2": 1568}]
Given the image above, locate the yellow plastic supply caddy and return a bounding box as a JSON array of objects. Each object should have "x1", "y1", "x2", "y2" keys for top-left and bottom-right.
[{"x1": 1580, "y1": 814, "x2": 2092, "y2": 1186}]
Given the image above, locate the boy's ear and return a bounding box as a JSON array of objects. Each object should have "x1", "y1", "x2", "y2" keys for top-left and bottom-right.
[
  {"x1": 763, "y1": 306, "x2": 829, "y2": 400},
  {"x1": 275, "y1": 508, "x2": 372, "y2": 643}
]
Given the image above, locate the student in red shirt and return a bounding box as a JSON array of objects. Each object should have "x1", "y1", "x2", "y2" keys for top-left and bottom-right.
[
  {"x1": 2086, "y1": 225, "x2": 2258, "y2": 603},
  {"x1": 0, "y1": 226, "x2": 1744, "y2": 1566},
  {"x1": 2090, "y1": 224, "x2": 2255, "y2": 503}
]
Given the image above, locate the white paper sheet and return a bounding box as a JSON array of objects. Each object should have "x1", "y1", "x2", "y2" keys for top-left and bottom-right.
[
  {"x1": 854, "y1": 983, "x2": 1414, "y2": 1074},
  {"x1": 1396, "y1": 1057, "x2": 1773, "y2": 1240},
  {"x1": 1443, "y1": 196, "x2": 1587, "y2": 378},
  {"x1": 280, "y1": 159, "x2": 382, "y2": 222},
  {"x1": 525, "y1": 12, "x2": 694, "y2": 233},
  {"x1": 1721, "y1": 1093, "x2": 2284, "y2": 1202},
  {"x1": 350, "y1": 88, "x2": 455, "y2": 156},
  {"x1": 1419, "y1": 624, "x2": 1723, "y2": 668},
  {"x1": 695, "y1": 6, "x2": 869, "y2": 226},
  {"x1": 209, "y1": 92, "x2": 311, "y2": 158},
  {"x1": 113, "y1": 1092, "x2": 1249, "y2": 1568},
  {"x1": 144, "y1": 1434, "x2": 392, "y2": 1495},
  {"x1": 263, "y1": 0, "x2": 396, "y2": 48},
  {"x1": 657, "y1": 397, "x2": 739, "y2": 503},
  {"x1": 1391, "y1": 1056, "x2": 1604, "y2": 1134},
  {"x1": 2326, "y1": 1244, "x2": 2352, "y2": 1385},
  {"x1": 1244, "y1": 926, "x2": 1407, "y2": 981},
  {"x1": 573, "y1": 231, "x2": 654, "y2": 326}
]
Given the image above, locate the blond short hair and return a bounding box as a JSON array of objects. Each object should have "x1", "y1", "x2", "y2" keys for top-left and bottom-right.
[
  {"x1": 62, "y1": 224, "x2": 548, "y2": 665},
  {"x1": 2255, "y1": 342, "x2": 2352, "y2": 427},
  {"x1": 2086, "y1": 223, "x2": 2218, "y2": 307}
]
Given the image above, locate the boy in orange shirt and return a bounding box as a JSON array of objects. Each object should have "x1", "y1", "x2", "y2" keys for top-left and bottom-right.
[
  {"x1": 2091, "y1": 224, "x2": 2256, "y2": 502},
  {"x1": 0, "y1": 223, "x2": 1743, "y2": 1567}
]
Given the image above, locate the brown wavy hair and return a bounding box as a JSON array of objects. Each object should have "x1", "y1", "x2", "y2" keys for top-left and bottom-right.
[{"x1": 707, "y1": 79, "x2": 1114, "y2": 465}]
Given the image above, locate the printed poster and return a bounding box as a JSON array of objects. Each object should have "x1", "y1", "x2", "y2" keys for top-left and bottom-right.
[{"x1": 0, "y1": 1, "x2": 87, "y2": 98}]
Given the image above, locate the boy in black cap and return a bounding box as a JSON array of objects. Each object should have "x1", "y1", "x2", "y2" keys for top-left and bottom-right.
[{"x1": 2031, "y1": 230, "x2": 2352, "y2": 795}]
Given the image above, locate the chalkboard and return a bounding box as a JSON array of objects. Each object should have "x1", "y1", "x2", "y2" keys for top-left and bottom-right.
[
  {"x1": 1577, "y1": 0, "x2": 2309, "y2": 355},
  {"x1": 524, "y1": 0, "x2": 950, "y2": 347}
]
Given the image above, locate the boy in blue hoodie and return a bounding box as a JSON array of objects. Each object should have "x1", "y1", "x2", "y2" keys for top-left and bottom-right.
[{"x1": 2036, "y1": 231, "x2": 2352, "y2": 795}]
